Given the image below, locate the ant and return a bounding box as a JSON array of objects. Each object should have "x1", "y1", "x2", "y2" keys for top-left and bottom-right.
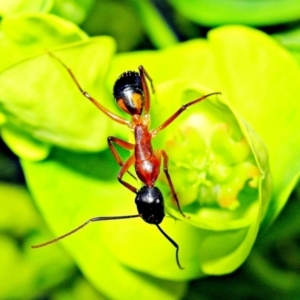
[{"x1": 32, "y1": 52, "x2": 220, "y2": 269}]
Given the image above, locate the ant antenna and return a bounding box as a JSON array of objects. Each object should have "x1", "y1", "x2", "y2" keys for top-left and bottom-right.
[
  {"x1": 156, "y1": 224, "x2": 183, "y2": 269},
  {"x1": 31, "y1": 214, "x2": 183, "y2": 269}
]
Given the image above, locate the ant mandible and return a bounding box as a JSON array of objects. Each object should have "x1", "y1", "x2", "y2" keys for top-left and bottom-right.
[{"x1": 32, "y1": 52, "x2": 220, "y2": 269}]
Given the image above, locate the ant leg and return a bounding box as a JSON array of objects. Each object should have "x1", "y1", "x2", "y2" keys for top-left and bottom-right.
[
  {"x1": 107, "y1": 136, "x2": 134, "y2": 166},
  {"x1": 151, "y1": 92, "x2": 221, "y2": 136},
  {"x1": 117, "y1": 154, "x2": 138, "y2": 194},
  {"x1": 157, "y1": 150, "x2": 186, "y2": 218},
  {"x1": 138, "y1": 65, "x2": 154, "y2": 114},
  {"x1": 107, "y1": 136, "x2": 136, "y2": 179},
  {"x1": 47, "y1": 51, "x2": 130, "y2": 126},
  {"x1": 31, "y1": 214, "x2": 141, "y2": 248}
]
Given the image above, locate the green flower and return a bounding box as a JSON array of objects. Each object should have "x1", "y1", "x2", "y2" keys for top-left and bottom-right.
[{"x1": 0, "y1": 13, "x2": 299, "y2": 300}]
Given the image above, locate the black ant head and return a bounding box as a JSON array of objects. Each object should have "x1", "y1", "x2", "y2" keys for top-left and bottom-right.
[
  {"x1": 113, "y1": 71, "x2": 144, "y2": 116},
  {"x1": 135, "y1": 186, "x2": 165, "y2": 225}
]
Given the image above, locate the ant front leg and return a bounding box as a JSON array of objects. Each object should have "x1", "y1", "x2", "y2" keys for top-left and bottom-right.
[
  {"x1": 157, "y1": 150, "x2": 186, "y2": 218},
  {"x1": 151, "y1": 92, "x2": 221, "y2": 136},
  {"x1": 47, "y1": 52, "x2": 130, "y2": 126},
  {"x1": 138, "y1": 66, "x2": 155, "y2": 114}
]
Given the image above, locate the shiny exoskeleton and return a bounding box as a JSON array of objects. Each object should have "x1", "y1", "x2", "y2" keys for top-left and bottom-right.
[{"x1": 32, "y1": 53, "x2": 220, "y2": 269}]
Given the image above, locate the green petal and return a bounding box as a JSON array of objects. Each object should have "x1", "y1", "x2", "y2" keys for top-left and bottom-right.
[
  {"x1": 208, "y1": 26, "x2": 300, "y2": 228},
  {"x1": 0, "y1": 13, "x2": 87, "y2": 70},
  {"x1": 80, "y1": 0, "x2": 144, "y2": 52},
  {"x1": 21, "y1": 156, "x2": 187, "y2": 299},
  {"x1": 0, "y1": 0, "x2": 52, "y2": 16},
  {"x1": 49, "y1": 0, "x2": 94, "y2": 24},
  {"x1": 109, "y1": 38, "x2": 218, "y2": 89},
  {"x1": 19, "y1": 78, "x2": 270, "y2": 282},
  {"x1": 2, "y1": 18, "x2": 299, "y2": 291},
  {"x1": 168, "y1": 0, "x2": 300, "y2": 26},
  {"x1": 0, "y1": 182, "x2": 75, "y2": 299},
  {"x1": 2, "y1": 125, "x2": 50, "y2": 160},
  {"x1": 128, "y1": 0, "x2": 178, "y2": 48},
  {"x1": 274, "y1": 27, "x2": 300, "y2": 64},
  {"x1": 0, "y1": 37, "x2": 116, "y2": 156},
  {"x1": 148, "y1": 81, "x2": 269, "y2": 275}
]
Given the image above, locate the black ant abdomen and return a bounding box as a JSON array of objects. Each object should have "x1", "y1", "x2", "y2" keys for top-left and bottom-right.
[{"x1": 135, "y1": 186, "x2": 164, "y2": 225}]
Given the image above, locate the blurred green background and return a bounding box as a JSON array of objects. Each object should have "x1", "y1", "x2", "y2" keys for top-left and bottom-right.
[{"x1": 0, "y1": 0, "x2": 300, "y2": 299}]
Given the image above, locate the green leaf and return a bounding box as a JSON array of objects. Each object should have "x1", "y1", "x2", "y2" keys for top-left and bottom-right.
[
  {"x1": 1, "y1": 126, "x2": 50, "y2": 160},
  {"x1": 109, "y1": 26, "x2": 300, "y2": 230},
  {"x1": 2, "y1": 20, "x2": 299, "y2": 296},
  {"x1": 207, "y1": 26, "x2": 300, "y2": 228},
  {"x1": 0, "y1": 37, "x2": 116, "y2": 158},
  {"x1": 21, "y1": 157, "x2": 187, "y2": 300},
  {"x1": 0, "y1": 0, "x2": 52, "y2": 16},
  {"x1": 108, "y1": 38, "x2": 218, "y2": 89},
  {"x1": 0, "y1": 182, "x2": 75, "y2": 299},
  {"x1": 19, "y1": 80, "x2": 270, "y2": 283},
  {"x1": 81, "y1": 0, "x2": 144, "y2": 52},
  {"x1": 128, "y1": 0, "x2": 178, "y2": 48},
  {"x1": 50, "y1": 0, "x2": 94, "y2": 24},
  {"x1": 0, "y1": 13, "x2": 87, "y2": 70},
  {"x1": 168, "y1": 0, "x2": 300, "y2": 26},
  {"x1": 0, "y1": 183, "x2": 40, "y2": 234},
  {"x1": 274, "y1": 28, "x2": 300, "y2": 64},
  {"x1": 150, "y1": 82, "x2": 269, "y2": 275}
]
